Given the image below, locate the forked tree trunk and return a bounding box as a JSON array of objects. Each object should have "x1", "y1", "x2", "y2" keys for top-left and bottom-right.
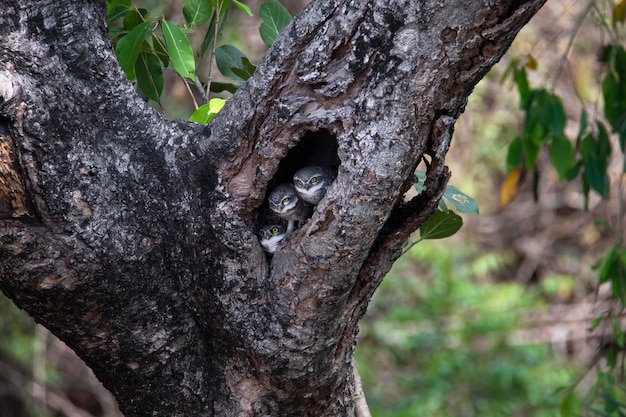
[{"x1": 0, "y1": 0, "x2": 546, "y2": 415}]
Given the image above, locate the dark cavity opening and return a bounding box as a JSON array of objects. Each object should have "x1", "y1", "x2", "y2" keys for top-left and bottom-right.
[{"x1": 268, "y1": 129, "x2": 340, "y2": 191}]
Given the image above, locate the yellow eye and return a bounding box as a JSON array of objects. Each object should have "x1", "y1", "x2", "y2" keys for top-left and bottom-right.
[
  {"x1": 296, "y1": 179, "x2": 304, "y2": 186},
  {"x1": 282, "y1": 197, "x2": 290, "y2": 204},
  {"x1": 271, "y1": 226, "x2": 279, "y2": 233},
  {"x1": 310, "y1": 177, "x2": 318, "y2": 184}
]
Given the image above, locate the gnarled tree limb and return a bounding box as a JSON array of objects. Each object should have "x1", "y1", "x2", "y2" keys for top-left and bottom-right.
[{"x1": 0, "y1": 0, "x2": 546, "y2": 415}]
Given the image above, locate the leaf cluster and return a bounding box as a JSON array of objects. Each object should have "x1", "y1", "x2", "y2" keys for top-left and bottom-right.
[
  {"x1": 106, "y1": 0, "x2": 291, "y2": 122},
  {"x1": 499, "y1": 3, "x2": 626, "y2": 415}
]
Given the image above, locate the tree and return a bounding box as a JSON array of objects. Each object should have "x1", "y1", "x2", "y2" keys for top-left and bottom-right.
[{"x1": 0, "y1": 0, "x2": 546, "y2": 415}]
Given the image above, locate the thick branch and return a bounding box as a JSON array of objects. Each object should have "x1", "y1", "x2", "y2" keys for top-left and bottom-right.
[{"x1": 0, "y1": 0, "x2": 546, "y2": 415}]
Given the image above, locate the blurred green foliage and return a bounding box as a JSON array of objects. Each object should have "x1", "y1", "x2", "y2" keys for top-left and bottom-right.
[{"x1": 356, "y1": 241, "x2": 578, "y2": 417}]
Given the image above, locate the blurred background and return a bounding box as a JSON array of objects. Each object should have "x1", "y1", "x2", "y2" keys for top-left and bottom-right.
[{"x1": 2, "y1": 0, "x2": 623, "y2": 416}]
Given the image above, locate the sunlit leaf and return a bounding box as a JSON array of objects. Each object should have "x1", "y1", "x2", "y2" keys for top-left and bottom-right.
[
  {"x1": 259, "y1": 0, "x2": 292, "y2": 47},
  {"x1": 183, "y1": 0, "x2": 214, "y2": 26},
  {"x1": 499, "y1": 168, "x2": 523, "y2": 208},
  {"x1": 232, "y1": 0, "x2": 253, "y2": 16},
  {"x1": 115, "y1": 21, "x2": 152, "y2": 79},
  {"x1": 419, "y1": 210, "x2": 463, "y2": 240},
  {"x1": 162, "y1": 20, "x2": 196, "y2": 80},
  {"x1": 189, "y1": 98, "x2": 226, "y2": 124}
]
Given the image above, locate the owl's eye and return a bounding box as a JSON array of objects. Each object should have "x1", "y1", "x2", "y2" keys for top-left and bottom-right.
[
  {"x1": 282, "y1": 197, "x2": 290, "y2": 204},
  {"x1": 271, "y1": 226, "x2": 279, "y2": 234},
  {"x1": 310, "y1": 177, "x2": 318, "y2": 184},
  {"x1": 296, "y1": 179, "x2": 304, "y2": 186}
]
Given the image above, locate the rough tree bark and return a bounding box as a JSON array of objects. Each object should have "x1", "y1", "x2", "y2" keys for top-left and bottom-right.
[{"x1": 0, "y1": 0, "x2": 546, "y2": 415}]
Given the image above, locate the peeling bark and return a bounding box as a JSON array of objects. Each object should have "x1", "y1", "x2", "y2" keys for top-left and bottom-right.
[{"x1": 0, "y1": 0, "x2": 546, "y2": 415}]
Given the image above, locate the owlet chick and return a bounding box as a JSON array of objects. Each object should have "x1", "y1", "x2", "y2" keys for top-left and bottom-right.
[
  {"x1": 268, "y1": 183, "x2": 312, "y2": 232},
  {"x1": 293, "y1": 166, "x2": 336, "y2": 205},
  {"x1": 258, "y1": 222, "x2": 288, "y2": 254}
]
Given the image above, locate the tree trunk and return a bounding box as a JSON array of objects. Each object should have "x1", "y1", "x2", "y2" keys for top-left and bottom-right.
[{"x1": 0, "y1": 0, "x2": 546, "y2": 415}]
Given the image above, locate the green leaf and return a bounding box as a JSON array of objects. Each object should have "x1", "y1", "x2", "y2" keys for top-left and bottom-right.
[
  {"x1": 602, "y1": 46, "x2": 626, "y2": 150},
  {"x1": 613, "y1": 317, "x2": 625, "y2": 348},
  {"x1": 229, "y1": 57, "x2": 256, "y2": 81},
  {"x1": 522, "y1": 133, "x2": 541, "y2": 171},
  {"x1": 413, "y1": 170, "x2": 426, "y2": 194},
  {"x1": 546, "y1": 95, "x2": 566, "y2": 137},
  {"x1": 106, "y1": 3, "x2": 130, "y2": 25},
  {"x1": 506, "y1": 136, "x2": 523, "y2": 172},
  {"x1": 580, "y1": 126, "x2": 611, "y2": 198},
  {"x1": 232, "y1": 0, "x2": 253, "y2": 16},
  {"x1": 215, "y1": 44, "x2": 248, "y2": 82},
  {"x1": 115, "y1": 21, "x2": 153, "y2": 79},
  {"x1": 515, "y1": 67, "x2": 530, "y2": 109},
  {"x1": 419, "y1": 210, "x2": 463, "y2": 240},
  {"x1": 189, "y1": 98, "x2": 226, "y2": 124},
  {"x1": 209, "y1": 82, "x2": 238, "y2": 94},
  {"x1": 590, "y1": 315, "x2": 603, "y2": 331},
  {"x1": 135, "y1": 52, "x2": 163, "y2": 101},
  {"x1": 576, "y1": 108, "x2": 588, "y2": 143},
  {"x1": 183, "y1": 0, "x2": 214, "y2": 26},
  {"x1": 559, "y1": 391, "x2": 581, "y2": 417},
  {"x1": 151, "y1": 34, "x2": 170, "y2": 66},
  {"x1": 123, "y1": 8, "x2": 148, "y2": 30},
  {"x1": 606, "y1": 344, "x2": 618, "y2": 367},
  {"x1": 442, "y1": 184, "x2": 479, "y2": 214},
  {"x1": 549, "y1": 134, "x2": 574, "y2": 180},
  {"x1": 162, "y1": 20, "x2": 196, "y2": 81},
  {"x1": 107, "y1": 0, "x2": 131, "y2": 13},
  {"x1": 259, "y1": 0, "x2": 292, "y2": 47},
  {"x1": 598, "y1": 248, "x2": 619, "y2": 284},
  {"x1": 437, "y1": 198, "x2": 449, "y2": 213}
]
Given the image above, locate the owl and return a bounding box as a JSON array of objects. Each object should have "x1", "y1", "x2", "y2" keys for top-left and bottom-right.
[
  {"x1": 268, "y1": 183, "x2": 313, "y2": 232},
  {"x1": 293, "y1": 166, "x2": 336, "y2": 205},
  {"x1": 258, "y1": 222, "x2": 288, "y2": 254}
]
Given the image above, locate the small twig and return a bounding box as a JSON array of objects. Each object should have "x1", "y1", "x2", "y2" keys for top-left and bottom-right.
[
  {"x1": 204, "y1": 6, "x2": 221, "y2": 103},
  {"x1": 401, "y1": 237, "x2": 423, "y2": 255},
  {"x1": 549, "y1": 0, "x2": 594, "y2": 92},
  {"x1": 352, "y1": 359, "x2": 372, "y2": 417},
  {"x1": 616, "y1": 153, "x2": 625, "y2": 249},
  {"x1": 182, "y1": 76, "x2": 199, "y2": 110}
]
